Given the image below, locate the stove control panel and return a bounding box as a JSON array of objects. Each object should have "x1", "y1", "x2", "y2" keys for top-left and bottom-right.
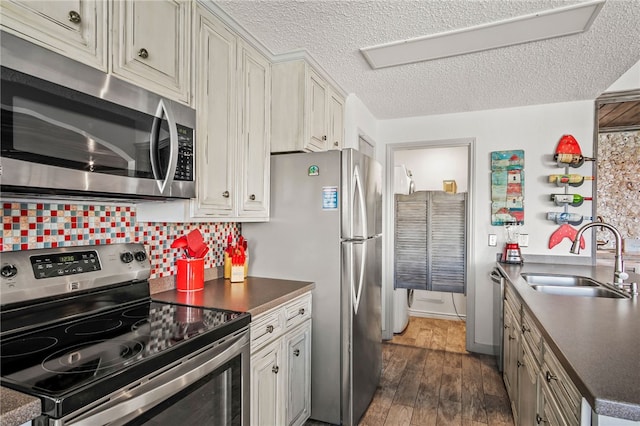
[
  {"x1": 1, "y1": 243, "x2": 151, "y2": 306},
  {"x1": 31, "y1": 250, "x2": 102, "y2": 279}
]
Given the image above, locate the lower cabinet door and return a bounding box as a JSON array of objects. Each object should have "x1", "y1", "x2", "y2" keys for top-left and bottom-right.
[
  {"x1": 250, "y1": 340, "x2": 283, "y2": 426},
  {"x1": 285, "y1": 321, "x2": 311, "y2": 426},
  {"x1": 518, "y1": 357, "x2": 538, "y2": 426}
]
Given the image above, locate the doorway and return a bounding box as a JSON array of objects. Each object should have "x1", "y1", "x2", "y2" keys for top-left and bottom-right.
[
  {"x1": 383, "y1": 138, "x2": 474, "y2": 346},
  {"x1": 594, "y1": 90, "x2": 640, "y2": 266}
]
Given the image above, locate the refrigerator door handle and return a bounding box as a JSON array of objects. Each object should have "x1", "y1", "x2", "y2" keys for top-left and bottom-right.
[
  {"x1": 351, "y1": 240, "x2": 367, "y2": 315},
  {"x1": 352, "y1": 165, "x2": 368, "y2": 238}
]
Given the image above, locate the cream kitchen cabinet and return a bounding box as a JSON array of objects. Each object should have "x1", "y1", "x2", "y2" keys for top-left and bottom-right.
[
  {"x1": 503, "y1": 279, "x2": 586, "y2": 426},
  {"x1": 1, "y1": 0, "x2": 191, "y2": 105},
  {"x1": 271, "y1": 59, "x2": 345, "y2": 153},
  {"x1": 0, "y1": 0, "x2": 108, "y2": 71},
  {"x1": 250, "y1": 293, "x2": 312, "y2": 426},
  {"x1": 328, "y1": 87, "x2": 345, "y2": 150},
  {"x1": 111, "y1": 0, "x2": 191, "y2": 105},
  {"x1": 251, "y1": 339, "x2": 284, "y2": 426},
  {"x1": 190, "y1": 5, "x2": 270, "y2": 220},
  {"x1": 137, "y1": 5, "x2": 270, "y2": 222}
]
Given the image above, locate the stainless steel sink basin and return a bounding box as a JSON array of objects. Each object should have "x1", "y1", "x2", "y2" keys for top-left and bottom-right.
[
  {"x1": 529, "y1": 285, "x2": 628, "y2": 299},
  {"x1": 521, "y1": 273, "x2": 600, "y2": 287}
]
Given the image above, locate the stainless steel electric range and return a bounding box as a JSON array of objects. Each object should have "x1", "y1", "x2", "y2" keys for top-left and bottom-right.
[{"x1": 0, "y1": 243, "x2": 251, "y2": 426}]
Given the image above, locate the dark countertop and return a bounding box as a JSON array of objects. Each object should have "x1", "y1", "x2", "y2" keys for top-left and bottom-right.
[
  {"x1": 497, "y1": 262, "x2": 640, "y2": 421},
  {"x1": 0, "y1": 386, "x2": 41, "y2": 426},
  {"x1": 152, "y1": 276, "x2": 315, "y2": 317}
]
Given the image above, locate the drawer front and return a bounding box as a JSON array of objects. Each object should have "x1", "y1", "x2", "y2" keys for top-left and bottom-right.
[
  {"x1": 251, "y1": 309, "x2": 284, "y2": 351},
  {"x1": 543, "y1": 348, "x2": 581, "y2": 425},
  {"x1": 521, "y1": 338, "x2": 538, "y2": 384},
  {"x1": 522, "y1": 309, "x2": 543, "y2": 365},
  {"x1": 284, "y1": 294, "x2": 312, "y2": 330},
  {"x1": 504, "y1": 284, "x2": 521, "y2": 325},
  {"x1": 541, "y1": 378, "x2": 573, "y2": 426}
]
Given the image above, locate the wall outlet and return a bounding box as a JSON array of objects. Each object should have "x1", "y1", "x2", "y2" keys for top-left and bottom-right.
[
  {"x1": 519, "y1": 234, "x2": 529, "y2": 247},
  {"x1": 488, "y1": 234, "x2": 497, "y2": 246}
]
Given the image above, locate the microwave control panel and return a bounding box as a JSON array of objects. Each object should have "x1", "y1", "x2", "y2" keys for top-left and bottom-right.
[{"x1": 175, "y1": 124, "x2": 194, "y2": 182}]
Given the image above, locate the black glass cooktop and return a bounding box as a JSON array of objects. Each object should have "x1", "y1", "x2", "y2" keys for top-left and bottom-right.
[{"x1": 1, "y1": 299, "x2": 250, "y2": 414}]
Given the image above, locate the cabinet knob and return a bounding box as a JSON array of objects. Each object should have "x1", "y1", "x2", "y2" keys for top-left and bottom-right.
[
  {"x1": 138, "y1": 48, "x2": 149, "y2": 59},
  {"x1": 298, "y1": 308, "x2": 305, "y2": 315},
  {"x1": 503, "y1": 324, "x2": 509, "y2": 329},
  {"x1": 545, "y1": 371, "x2": 557, "y2": 383},
  {"x1": 222, "y1": 191, "x2": 230, "y2": 198},
  {"x1": 68, "y1": 10, "x2": 81, "y2": 23},
  {"x1": 272, "y1": 365, "x2": 279, "y2": 374},
  {"x1": 249, "y1": 194, "x2": 256, "y2": 201},
  {"x1": 522, "y1": 325, "x2": 530, "y2": 333},
  {"x1": 536, "y1": 414, "x2": 547, "y2": 424},
  {"x1": 508, "y1": 335, "x2": 515, "y2": 341},
  {"x1": 322, "y1": 135, "x2": 327, "y2": 141},
  {"x1": 334, "y1": 141, "x2": 339, "y2": 147},
  {"x1": 293, "y1": 349, "x2": 300, "y2": 357},
  {"x1": 266, "y1": 324, "x2": 274, "y2": 333},
  {"x1": 517, "y1": 360, "x2": 523, "y2": 368}
]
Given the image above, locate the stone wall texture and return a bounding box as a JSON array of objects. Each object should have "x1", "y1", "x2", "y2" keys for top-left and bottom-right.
[{"x1": 597, "y1": 130, "x2": 640, "y2": 250}]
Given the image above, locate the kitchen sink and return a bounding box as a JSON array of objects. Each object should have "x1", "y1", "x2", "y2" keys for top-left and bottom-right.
[
  {"x1": 521, "y1": 273, "x2": 630, "y2": 299},
  {"x1": 529, "y1": 285, "x2": 628, "y2": 299},
  {"x1": 521, "y1": 273, "x2": 600, "y2": 287}
]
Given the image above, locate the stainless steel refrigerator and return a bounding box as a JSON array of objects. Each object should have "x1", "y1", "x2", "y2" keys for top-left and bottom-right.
[{"x1": 243, "y1": 149, "x2": 382, "y2": 425}]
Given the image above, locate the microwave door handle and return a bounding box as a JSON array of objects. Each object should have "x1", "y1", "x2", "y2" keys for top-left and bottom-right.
[{"x1": 149, "y1": 99, "x2": 179, "y2": 194}]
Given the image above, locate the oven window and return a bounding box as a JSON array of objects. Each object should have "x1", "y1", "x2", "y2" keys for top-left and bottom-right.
[
  {"x1": 124, "y1": 357, "x2": 242, "y2": 426},
  {"x1": 1, "y1": 69, "x2": 170, "y2": 179}
]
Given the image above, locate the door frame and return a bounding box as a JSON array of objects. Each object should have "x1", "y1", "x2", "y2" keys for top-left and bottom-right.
[{"x1": 383, "y1": 138, "x2": 475, "y2": 350}]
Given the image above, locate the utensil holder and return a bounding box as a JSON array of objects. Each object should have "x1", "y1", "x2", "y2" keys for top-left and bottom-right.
[{"x1": 176, "y1": 258, "x2": 204, "y2": 291}]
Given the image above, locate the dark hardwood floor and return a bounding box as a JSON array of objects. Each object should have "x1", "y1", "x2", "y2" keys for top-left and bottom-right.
[{"x1": 306, "y1": 317, "x2": 514, "y2": 426}]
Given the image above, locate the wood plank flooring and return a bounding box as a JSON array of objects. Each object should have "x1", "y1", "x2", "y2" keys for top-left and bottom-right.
[{"x1": 306, "y1": 317, "x2": 514, "y2": 426}]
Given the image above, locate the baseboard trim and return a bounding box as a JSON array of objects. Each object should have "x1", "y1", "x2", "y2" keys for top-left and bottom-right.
[
  {"x1": 408, "y1": 310, "x2": 466, "y2": 321},
  {"x1": 467, "y1": 341, "x2": 497, "y2": 355}
]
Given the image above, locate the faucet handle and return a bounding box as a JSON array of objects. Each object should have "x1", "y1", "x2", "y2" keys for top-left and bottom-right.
[{"x1": 617, "y1": 271, "x2": 630, "y2": 281}]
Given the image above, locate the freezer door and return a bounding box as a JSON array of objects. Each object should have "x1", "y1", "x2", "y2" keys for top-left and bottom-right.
[
  {"x1": 341, "y1": 236, "x2": 382, "y2": 425},
  {"x1": 341, "y1": 149, "x2": 382, "y2": 239}
]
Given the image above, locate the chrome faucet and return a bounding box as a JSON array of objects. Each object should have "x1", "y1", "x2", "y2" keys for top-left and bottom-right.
[{"x1": 570, "y1": 222, "x2": 630, "y2": 287}]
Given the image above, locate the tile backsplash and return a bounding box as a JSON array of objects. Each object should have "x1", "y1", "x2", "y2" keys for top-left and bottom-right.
[{"x1": 1, "y1": 202, "x2": 239, "y2": 279}]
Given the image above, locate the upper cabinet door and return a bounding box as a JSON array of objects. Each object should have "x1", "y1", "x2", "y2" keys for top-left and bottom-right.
[
  {"x1": 192, "y1": 6, "x2": 237, "y2": 217},
  {"x1": 307, "y1": 69, "x2": 328, "y2": 151},
  {"x1": 328, "y1": 89, "x2": 344, "y2": 151},
  {"x1": 111, "y1": 0, "x2": 191, "y2": 104},
  {"x1": 237, "y1": 40, "x2": 271, "y2": 218},
  {"x1": 0, "y1": 0, "x2": 108, "y2": 71}
]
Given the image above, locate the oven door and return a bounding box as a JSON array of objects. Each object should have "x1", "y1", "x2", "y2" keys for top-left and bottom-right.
[{"x1": 59, "y1": 329, "x2": 250, "y2": 426}]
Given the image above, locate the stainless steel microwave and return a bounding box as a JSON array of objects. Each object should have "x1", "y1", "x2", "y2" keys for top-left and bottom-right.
[{"x1": 0, "y1": 33, "x2": 195, "y2": 200}]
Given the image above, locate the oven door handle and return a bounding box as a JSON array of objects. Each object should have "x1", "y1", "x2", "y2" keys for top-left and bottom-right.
[{"x1": 70, "y1": 332, "x2": 248, "y2": 426}]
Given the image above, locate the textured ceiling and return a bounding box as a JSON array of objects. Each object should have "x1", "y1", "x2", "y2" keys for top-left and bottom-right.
[{"x1": 215, "y1": 0, "x2": 640, "y2": 120}]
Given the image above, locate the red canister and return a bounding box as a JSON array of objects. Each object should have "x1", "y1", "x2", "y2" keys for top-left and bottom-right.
[{"x1": 176, "y1": 258, "x2": 204, "y2": 292}]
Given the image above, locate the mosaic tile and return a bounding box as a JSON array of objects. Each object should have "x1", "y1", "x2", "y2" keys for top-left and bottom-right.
[{"x1": 1, "y1": 202, "x2": 240, "y2": 279}]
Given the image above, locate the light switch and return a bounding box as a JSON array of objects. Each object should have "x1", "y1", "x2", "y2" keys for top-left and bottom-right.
[
  {"x1": 488, "y1": 234, "x2": 497, "y2": 246},
  {"x1": 519, "y1": 234, "x2": 529, "y2": 247}
]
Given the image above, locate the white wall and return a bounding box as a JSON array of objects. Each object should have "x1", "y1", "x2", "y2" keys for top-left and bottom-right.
[
  {"x1": 605, "y1": 60, "x2": 640, "y2": 92},
  {"x1": 395, "y1": 146, "x2": 469, "y2": 193},
  {"x1": 379, "y1": 100, "x2": 595, "y2": 351},
  {"x1": 344, "y1": 93, "x2": 379, "y2": 153}
]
